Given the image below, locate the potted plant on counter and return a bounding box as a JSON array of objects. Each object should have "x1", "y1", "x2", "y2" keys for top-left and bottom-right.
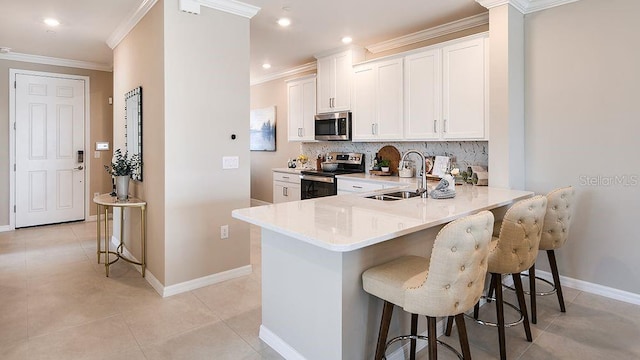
[
  {"x1": 379, "y1": 159, "x2": 390, "y2": 173},
  {"x1": 104, "y1": 149, "x2": 141, "y2": 200}
]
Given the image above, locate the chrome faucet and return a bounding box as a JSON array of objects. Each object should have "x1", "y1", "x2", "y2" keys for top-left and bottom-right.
[{"x1": 401, "y1": 150, "x2": 428, "y2": 198}]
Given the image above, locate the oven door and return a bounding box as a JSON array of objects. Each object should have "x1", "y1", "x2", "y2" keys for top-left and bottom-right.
[{"x1": 301, "y1": 174, "x2": 337, "y2": 199}]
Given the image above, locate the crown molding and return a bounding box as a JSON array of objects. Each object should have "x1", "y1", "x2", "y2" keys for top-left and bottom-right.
[
  {"x1": 179, "y1": 0, "x2": 260, "y2": 18},
  {"x1": 0, "y1": 52, "x2": 112, "y2": 72},
  {"x1": 475, "y1": 0, "x2": 580, "y2": 14},
  {"x1": 251, "y1": 62, "x2": 317, "y2": 86},
  {"x1": 366, "y1": 13, "x2": 489, "y2": 54},
  {"x1": 107, "y1": 0, "x2": 158, "y2": 49}
]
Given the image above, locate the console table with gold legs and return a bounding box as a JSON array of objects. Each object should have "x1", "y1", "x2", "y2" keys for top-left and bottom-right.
[{"x1": 94, "y1": 194, "x2": 147, "y2": 277}]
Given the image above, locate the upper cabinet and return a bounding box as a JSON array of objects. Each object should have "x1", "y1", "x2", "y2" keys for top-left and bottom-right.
[
  {"x1": 351, "y1": 34, "x2": 488, "y2": 142},
  {"x1": 441, "y1": 37, "x2": 487, "y2": 140},
  {"x1": 316, "y1": 49, "x2": 364, "y2": 114},
  {"x1": 352, "y1": 58, "x2": 404, "y2": 141},
  {"x1": 287, "y1": 75, "x2": 316, "y2": 142}
]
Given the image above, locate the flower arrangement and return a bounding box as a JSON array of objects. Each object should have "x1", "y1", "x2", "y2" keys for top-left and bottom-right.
[
  {"x1": 297, "y1": 154, "x2": 309, "y2": 164},
  {"x1": 104, "y1": 149, "x2": 141, "y2": 177}
]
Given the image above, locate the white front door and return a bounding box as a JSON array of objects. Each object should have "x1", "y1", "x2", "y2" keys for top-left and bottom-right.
[{"x1": 15, "y1": 74, "x2": 86, "y2": 228}]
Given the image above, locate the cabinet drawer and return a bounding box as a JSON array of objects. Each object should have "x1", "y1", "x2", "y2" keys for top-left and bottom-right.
[
  {"x1": 337, "y1": 179, "x2": 384, "y2": 193},
  {"x1": 273, "y1": 172, "x2": 301, "y2": 184}
]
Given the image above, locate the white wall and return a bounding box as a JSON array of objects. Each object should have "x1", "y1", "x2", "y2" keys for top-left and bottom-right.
[
  {"x1": 525, "y1": 0, "x2": 640, "y2": 294},
  {"x1": 163, "y1": 0, "x2": 251, "y2": 286}
]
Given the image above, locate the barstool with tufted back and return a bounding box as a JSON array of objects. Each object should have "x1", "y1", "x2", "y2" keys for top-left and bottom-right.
[
  {"x1": 362, "y1": 211, "x2": 494, "y2": 360},
  {"x1": 448, "y1": 195, "x2": 547, "y2": 360},
  {"x1": 527, "y1": 186, "x2": 575, "y2": 323}
]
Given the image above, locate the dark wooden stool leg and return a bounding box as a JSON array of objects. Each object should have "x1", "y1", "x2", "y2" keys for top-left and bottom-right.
[
  {"x1": 513, "y1": 272, "x2": 532, "y2": 342},
  {"x1": 375, "y1": 301, "x2": 394, "y2": 360},
  {"x1": 445, "y1": 316, "x2": 454, "y2": 336},
  {"x1": 547, "y1": 250, "x2": 566, "y2": 312},
  {"x1": 410, "y1": 313, "x2": 418, "y2": 360},
  {"x1": 487, "y1": 276, "x2": 495, "y2": 303},
  {"x1": 455, "y1": 313, "x2": 471, "y2": 360},
  {"x1": 494, "y1": 273, "x2": 507, "y2": 360},
  {"x1": 427, "y1": 316, "x2": 437, "y2": 360},
  {"x1": 473, "y1": 302, "x2": 480, "y2": 319},
  {"x1": 529, "y1": 264, "x2": 537, "y2": 324}
]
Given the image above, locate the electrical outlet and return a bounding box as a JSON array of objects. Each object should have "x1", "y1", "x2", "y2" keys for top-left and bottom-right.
[
  {"x1": 220, "y1": 225, "x2": 229, "y2": 239},
  {"x1": 222, "y1": 156, "x2": 239, "y2": 169}
]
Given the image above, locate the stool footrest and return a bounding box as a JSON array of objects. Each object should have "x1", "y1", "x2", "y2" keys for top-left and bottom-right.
[
  {"x1": 384, "y1": 334, "x2": 463, "y2": 360},
  {"x1": 467, "y1": 296, "x2": 524, "y2": 328},
  {"x1": 504, "y1": 273, "x2": 557, "y2": 296}
]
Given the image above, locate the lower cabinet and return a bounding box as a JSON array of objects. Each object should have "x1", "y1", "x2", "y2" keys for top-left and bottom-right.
[
  {"x1": 337, "y1": 179, "x2": 385, "y2": 195},
  {"x1": 273, "y1": 171, "x2": 301, "y2": 203}
]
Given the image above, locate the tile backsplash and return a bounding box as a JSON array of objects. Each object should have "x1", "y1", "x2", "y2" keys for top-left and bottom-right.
[{"x1": 301, "y1": 141, "x2": 488, "y2": 172}]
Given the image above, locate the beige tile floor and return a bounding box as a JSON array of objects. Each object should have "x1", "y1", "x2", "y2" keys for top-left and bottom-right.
[{"x1": 1, "y1": 221, "x2": 639, "y2": 359}]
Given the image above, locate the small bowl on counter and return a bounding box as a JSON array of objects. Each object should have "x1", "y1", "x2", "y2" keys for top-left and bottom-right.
[{"x1": 321, "y1": 162, "x2": 338, "y2": 172}]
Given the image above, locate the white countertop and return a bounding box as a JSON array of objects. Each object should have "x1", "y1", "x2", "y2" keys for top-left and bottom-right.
[
  {"x1": 233, "y1": 185, "x2": 533, "y2": 252},
  {"x1": 272, "y1": 167, "x2": 306, "y2": 174},
  {"x1": 336, "y1": 172, "x2": 428, "y2": 187}
]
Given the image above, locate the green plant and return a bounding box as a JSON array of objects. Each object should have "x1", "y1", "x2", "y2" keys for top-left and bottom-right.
[
  {"x1": 378, "y1": 159, "x2": 390, "y2": 167},
  {"x1": 104, "y1": 149, "x2": 141, "y2": 177}
]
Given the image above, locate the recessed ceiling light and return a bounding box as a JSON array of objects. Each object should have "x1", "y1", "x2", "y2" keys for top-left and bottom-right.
[
  {"x1": 262, "y1": 63, "x2": 271, "y2": 69},
  {"x1": 44, "y1": 18, "x2": 60, "y2": 27},
  {"x1": 277, "y1": 18, "x2": 291, "y2": 27},
  {"x1": 341, "y1": 36, "x2": 353, "y2": 44}
]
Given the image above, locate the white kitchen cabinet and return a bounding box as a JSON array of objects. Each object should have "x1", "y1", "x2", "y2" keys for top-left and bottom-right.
[
  {"x1": 337, "y1": 178, "x2": 384, "y2": 195},
  {"x1": 352, "y1": 58, "x2": 404, "y2": 141},
  {"x1": 273, "y1": 171, "x2": 301, "y2": 203},
  {"x1": 404, "y1": 48, "x2": 442, "y2": 140},
  {"x1": 287, "y1": 75, "x2": 316, "y2": 142},
  {"x1": 316, "y1": 49, "x2": 363, "y2": 114},
  {"x1": 441, "y1": 37, "x2": 486, "y2": 140}
]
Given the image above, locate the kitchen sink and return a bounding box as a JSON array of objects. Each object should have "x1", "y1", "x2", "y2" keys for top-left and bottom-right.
[{"x1": 365, "y1": 190, "x2": 421, "y2": 201}]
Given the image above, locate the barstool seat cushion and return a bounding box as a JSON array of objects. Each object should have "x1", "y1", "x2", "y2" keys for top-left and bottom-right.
[{"x1": 363, "y1": 256, "x2": 428, "y2": 308}]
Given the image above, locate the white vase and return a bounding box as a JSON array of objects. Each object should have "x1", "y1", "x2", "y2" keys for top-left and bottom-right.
[{"x1": 115, "y1": 175, "x2": 130, "y2": 200}]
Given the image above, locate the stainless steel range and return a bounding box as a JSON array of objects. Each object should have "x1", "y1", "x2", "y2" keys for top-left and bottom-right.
[{"x1": 300, "y1": 152, "x2": 365, "y2": 200}]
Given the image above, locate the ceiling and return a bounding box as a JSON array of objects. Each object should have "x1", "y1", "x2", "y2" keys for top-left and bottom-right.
[{"x1": 0, "y1": 0, "x2": 487, "y2": 79}]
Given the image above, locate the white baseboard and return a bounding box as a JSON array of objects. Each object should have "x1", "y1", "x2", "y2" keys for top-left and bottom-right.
[
  {"x1": 109, "y1": 236, "x2": 252, "y2": 298},
  {"x1": 0, "y1": 225, "x2": 11, "y2": 233},
  {"x1": 499, "y1": 270, "x2": 640, "y2": 306},
  {"x1": 259, "y1": 321, "x2": 446, "y2": 360},
  {"x1": 251, "y1": 198, "x2": 271, "y2": 207},
  {"x1": 86, "y1": 215, "x2": 97, "y2": 222},
  {"x1": 162, "y1": 265, "x2": 253, "y2": 297},
  {"x1": 259, "y1": 325, "x2": 307, "y2": 360}
]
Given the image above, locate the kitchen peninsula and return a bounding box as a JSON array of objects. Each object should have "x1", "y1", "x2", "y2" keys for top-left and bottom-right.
[{"x1": 232, "y1": 184, "x2": 532, "y2": 360}]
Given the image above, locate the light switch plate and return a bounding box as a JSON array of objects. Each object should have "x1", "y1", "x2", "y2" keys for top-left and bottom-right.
[{"x1": 222, "y1": 156, "x2": 239, "y2": 169}]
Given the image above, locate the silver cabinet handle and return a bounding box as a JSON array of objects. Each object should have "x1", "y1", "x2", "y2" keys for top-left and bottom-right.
[
  {"x1": 283, "y1": 187, "x2": 288, "y2": 196},
  {"x1": 433, "y1": 120, "x2": 437, "y2": 133},
  {"x1": 282, "y1": 176, "x2": 289, "y2": 179},
  {"x1": 353, "y1": 185, "x2": 363, "y2": 189},
  {"x1": 443, "y1": 119, "x2": 447, "y2": 133},
  {"x1": 371, "y1": 123, "x2": 375, "y2": 135}
]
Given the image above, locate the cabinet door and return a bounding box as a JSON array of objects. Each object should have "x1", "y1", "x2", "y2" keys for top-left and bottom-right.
[
  {"x1": 316, "y1": 56, "x2": 334, "y2": 114},
  {"x1": 376, "y1": 58, "x2": 403, "y2": 140},
  {"x1": 337, "y1": 179, "x2": 384, "y2": 193},
  {"x1": 352, "y1": 64, "x2": 376, "y2": 141},
  {"x1": 273, "y1": 181, "x2": 301, "y2": 203},
  {"x1": 442, "y1": 37, "x2": 485, "y2": 139},
  {"x1": 288, "y1": 77, "x2": 316, "y2": 141},
  {"x1": 404, "y1": 49, "x2": 441, "y2": 140},
  {"x1": 332, "y1": 51, "x2": 351, "y2": 111}
]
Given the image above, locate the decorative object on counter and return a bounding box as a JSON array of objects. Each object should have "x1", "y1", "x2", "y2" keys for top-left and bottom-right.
[
  {"x1": 450, "y1": 167, "x2": 465, "y2": 185},
  {"x1": 287, "y1": 159, "x2": 297, "y2": 168},
  {"x1": 297, "y1": 154, "x2": 309, "y2": 168},
  {"x1": 432, "y1": 156, "x2": 451, "y2": 177},
  {"x1": 430, "y1": 177, "x2": 456, "y2": 199},
  {"x1": 316, "y1": 154, "x2": 325, "y2": 171},
  {"x1": 104, "y1": 149, "x2": 141, "y2": 201},
  {"x1": 377, "y1": 145, "x2": 401, "y2": 175},
  {"x1": 379, "y1": 159, "x2": 390, "y2": 173},
  {"x1": 472, "y1": 171, "x2": 489, "y2": 186},
  {"x1": 250, "y1": 106, "x2": 276, "y2": 151},
  {"x1": 399, "y1": 159, "x2": 415, "y2": 178}
]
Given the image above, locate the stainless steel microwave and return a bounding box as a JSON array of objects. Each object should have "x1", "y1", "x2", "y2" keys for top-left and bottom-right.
[{"x1": 314, "y1": 112, "x2": 351, "y2": 141}]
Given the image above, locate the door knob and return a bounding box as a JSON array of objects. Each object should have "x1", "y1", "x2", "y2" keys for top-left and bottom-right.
[{"x1": 75, "y1": 165, "x2": 84, "y2": 170}]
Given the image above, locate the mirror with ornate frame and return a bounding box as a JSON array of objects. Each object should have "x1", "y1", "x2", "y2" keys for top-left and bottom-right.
[{"x1": 125, "y1": 86, "x2": 142, "y2": 181}]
